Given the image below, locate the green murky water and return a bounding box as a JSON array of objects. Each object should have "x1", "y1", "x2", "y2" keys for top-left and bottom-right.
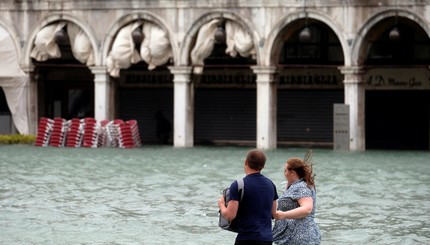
[{"x1": 0, "y1": 145, "x2": 429, "y2": 244}]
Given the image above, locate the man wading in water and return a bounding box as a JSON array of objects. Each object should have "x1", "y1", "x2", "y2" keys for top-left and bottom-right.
[{"x1": 218, "y1": 149, "x2": 278, "y2": 245}]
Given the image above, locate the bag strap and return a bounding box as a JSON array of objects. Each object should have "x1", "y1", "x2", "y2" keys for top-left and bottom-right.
[{"x1": 237, "y1": 179, "x2": 244, "y2": 201}]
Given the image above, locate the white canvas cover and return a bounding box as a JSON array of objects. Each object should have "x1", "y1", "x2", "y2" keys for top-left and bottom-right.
[
  {"x1": 140, "y1": 22, "x2": 172, "y2": 70},
  {"x1": 67, "y1": 23, "x2": 95, "y2": 66},
  {"x1": 225, "y1": 20, "x2": 256, "y2": 58},
  {"x1": 107, "y1": 21, "x2": 173, "y2": 77},
  {"x1": 190, "y1": 19, "x2": 256, "y2": 74},
  {"x1": 190, "y1": 19, "x2": 220, "y2": 74},
  {"x1": 30, "y1": 22, "x2": 66, "y2": 61},
  {"x1": 31, "y1": 22, "x2": 95, "y2": 66},
  {"x1": 0, "y1": 27, "x2": 29, "y2": 134},
  {"x1": 106, "y1": 22, "x2": 142, "y2": 77}
]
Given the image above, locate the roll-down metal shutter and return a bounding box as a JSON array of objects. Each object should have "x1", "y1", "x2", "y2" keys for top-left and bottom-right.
[
  {"x1": 277, "y1": 89, "x2": 344, "y2": 144},
  {"x1": 195, "y1": 88, "x2": 256, "y2": 145}
]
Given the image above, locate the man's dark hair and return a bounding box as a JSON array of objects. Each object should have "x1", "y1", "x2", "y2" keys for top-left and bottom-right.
[{"x1": 246, "y1": 149, "x2": 266, "y2": 171}]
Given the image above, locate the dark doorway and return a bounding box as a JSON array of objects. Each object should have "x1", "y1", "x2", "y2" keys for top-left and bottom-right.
[
  {"x1": 0, "y1": 88, "x2": 9, "y2": 114},
  {"x1": 0, "y1": 88, "x2": 12, "y2": 134},
  {"x1": 34, "y1": 28, "x2": 94, "y2": 120},
  {"x1": 117, "y1": 64, "x2": 173, "y2": 145},
  {"x1": 36, "y1": 66, "x2": 94, "y2": 119},
  {"x1": 366, "y1": 90, "x2": 430, "y2": 150},
  {"x1": 118, "y1": 87, "x2": 173, "y2": 145}
]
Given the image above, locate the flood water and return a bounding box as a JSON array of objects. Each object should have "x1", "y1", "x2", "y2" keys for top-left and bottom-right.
[{"x1": 0, "y1": 145, "x2": 429, "y2": 245}]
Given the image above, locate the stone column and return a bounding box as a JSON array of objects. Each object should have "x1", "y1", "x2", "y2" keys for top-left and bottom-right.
[
  {"x1": 22, "y1": 66, "x2": 36, "y2": 135},
  {"x1": 90, "y1": 66, "x2": 111, "y2": 121},
  {"x1": 168, "y1": 66, "x2": 194, "y2": 147},
  {"x1": 339, "y1": 66, "x2": 366, "y2": 151},
  {"x1": 252, "y1": 66, "x2": 277, "y2": 150}
]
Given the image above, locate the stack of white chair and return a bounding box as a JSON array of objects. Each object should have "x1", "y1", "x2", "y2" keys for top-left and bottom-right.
[{"x1": 105, "y1": 119, "x2": 124, "y2": 147}]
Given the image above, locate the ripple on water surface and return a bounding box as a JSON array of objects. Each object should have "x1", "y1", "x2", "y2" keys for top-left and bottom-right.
[{"x1": 0, "y1": 145, "x2": 429, "y2": 244}]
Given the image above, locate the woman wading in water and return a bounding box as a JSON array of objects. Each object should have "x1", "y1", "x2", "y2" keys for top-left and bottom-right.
[{"x1": 272, "y1": 151, "x2": 321, "y2": 245}]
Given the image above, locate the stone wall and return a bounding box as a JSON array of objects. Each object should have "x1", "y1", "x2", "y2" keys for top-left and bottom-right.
[{"x1": 0, "y1": 0, "x2": 428, "y2": 68}]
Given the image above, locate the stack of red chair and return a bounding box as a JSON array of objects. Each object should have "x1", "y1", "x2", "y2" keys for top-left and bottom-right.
[
  {"x1": 35, "y1": 117, "x2": 54, "y2": 147},
  {"x1": 65, "y1": 118, "x2": 84, "y2": 147},
  {"x1": 49, "y1": 117, "x2": 68, "y2": 147},
  {"x1": 34, "y1": 117, "x2": 142, "y2": 148},
  {"x1": 118, "y1": 119, "x2": 142, "y2": 148},
  {"x1": 82, "y1": 117, "x2": 99, "y2": 147},
  {"x1": 128, "y1": 119, "x2": 142, "y2": 147}
]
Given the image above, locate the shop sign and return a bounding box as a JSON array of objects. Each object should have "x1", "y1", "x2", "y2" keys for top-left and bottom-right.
[
  {"x1": 198, "y1": 70, "x2": 255, "y2": 87},
  {"x1": 278, "y1": 68, "x2": 343, "y2": 89},
  {"x1": 121, "y1": 70, "x2": 173, "y2": 87},
  {"x1": 120, "y1": 68, "x2": 430, "y2": 90},
  {"x1": 365, "y1": 68, "x2": 430, "y2": 90}
]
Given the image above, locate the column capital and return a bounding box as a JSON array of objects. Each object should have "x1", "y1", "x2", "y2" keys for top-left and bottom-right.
[
  {"x1": 252, "y1": 66, "x2": 278, "y2": 84},
  {"x1": 168, "y1": 66, "x2": 193, "y2": 83},
  {"x1": 168, "y1": 66, "x2": 193, "y2": 75},
  {"x1": 89, "y1": 66, "x2": 110, "y2": 84},
  {"x1": 251, "y1": 66, "x2": 277, "y2": 74},
  {"x1": 339, "y1": 66, "x2": 367, "y2": 85},
  {"x1": 338, "y1": 66, "x2": 366, "y2": 75},
  {"x1": 89, "y1": 66, "x2": 108, "y2": 74}
]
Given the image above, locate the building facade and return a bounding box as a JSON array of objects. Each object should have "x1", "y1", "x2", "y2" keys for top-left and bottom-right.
[{"x1": 0, "y1": 0, "x2": 429, "y2": 150}]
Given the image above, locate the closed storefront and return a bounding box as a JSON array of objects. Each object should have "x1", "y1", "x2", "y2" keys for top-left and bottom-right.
[
  {"x1": 365, "y1": 69, "x2": 430, "y2": 150},
  {"x1": 117, "y1": 67, "x2": 173, "y2": 144},
  {"x1": 278, "y1": 89, "x2": 344, "y2": 146},
  {"x1": 193, "y1": 41, "x2": 256, "y2": 145},
  {"x1": 366, "y1": 90, "x2": 429, "y2": 150},
  {"x1": 195, "y1": 87, "x2": 256, "y2": 145}
]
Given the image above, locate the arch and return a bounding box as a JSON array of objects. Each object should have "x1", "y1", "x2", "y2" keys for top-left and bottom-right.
[
  {"x1": 0, "y1": 18, "x2": 30, "y2": 135},
  {"x1": 264, "y1": 9, "x2": 350, "y2": 66},
  {"x1": 179, "y1": 11, "x2": 261, "y2": 66},
  {"x1": 101, "y1": 11, "x2": 178, "y2": 67},
  {"x1": 351, "y1": 9, "x2": 430, "y2": 66},
  {"x1": 22, "y1": 12, "x2": 100, "y2": 67},
  {"x1": 0, "y1": 18, "x2": 23, "y2": 66}
]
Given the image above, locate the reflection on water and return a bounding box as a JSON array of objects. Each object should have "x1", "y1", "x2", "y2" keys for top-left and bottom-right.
[{"x1": 0, "y1": 145, "x2": 429, "y2": 244}]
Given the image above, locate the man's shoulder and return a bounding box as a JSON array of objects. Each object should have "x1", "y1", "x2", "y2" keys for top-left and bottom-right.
[{"x1": 244, "y1": 173, "x2": 275, "y2": 185}]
